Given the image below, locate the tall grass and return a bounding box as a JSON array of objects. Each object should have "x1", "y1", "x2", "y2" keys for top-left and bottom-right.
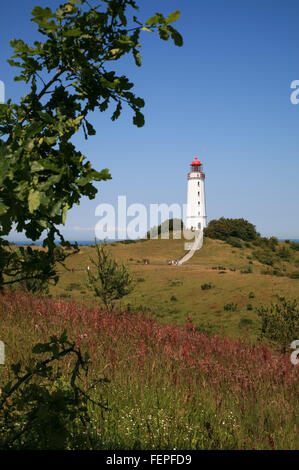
[{"x1": 0, "y1": 289, "x2": 298, "y2": 449}]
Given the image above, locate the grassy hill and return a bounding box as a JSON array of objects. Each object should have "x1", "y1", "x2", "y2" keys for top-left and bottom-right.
[
  {"x1": 1, "y1": 238, "x2": 298, "y2": 449},
  {"x1": 49, "y1": 237, "x2": 299, "y2": 342}
]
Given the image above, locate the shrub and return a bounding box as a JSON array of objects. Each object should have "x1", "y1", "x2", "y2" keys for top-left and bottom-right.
[
  {"x1": 290, "y1": 242, "x2": 299, "y2": 251},
  {"x1": 273, "y1": 269, "x2": 284, "y2": 277},
  {"x1": 60, "y1": 293, "x2": 71, "y2": 299},
  {"x1": 170, "y1": 295, "x2": 177, "y2": 302},
  {"x1": 146, "y1": 218, "x2": 184, "y2": 239},
  {"x1": 224, "y1": 303, "x2": 238, "y2": 312},
  {"x1": 0, "y1": 331, "x2": 107, "y2": 449},
  {"x1": 66, "y1": 283, "x2": 81, "y2": 291},
  {"x1": 201, "y1": 283, "x2": 213, "y2": 290},
  {"x1": 257, "y1": 298, "x2": 299, "y2": 352},
  {"x1": 239, "y1": 317, "x2": 253, "y2": 327},
  {"x1": 87, "y1": 241, "x2": 135, "y2": 310},
  {"x1": 253, "y1": 249, "x2": 275, "y2": 266},
  {"x1": 277, "y1": 246, "x2": 292, "y2": 262},
  {"x1": 169, "y1": 280, "x2": 183, "y2": 286},
  {"x1": 248, "y1": 292, "x2": 255, "y2": 299},
  {"x1": 247, "y1": 304, "x2": 253, "y2": 311},
  {"x1": 288, "y1": 271, "x2": 299, "y2": 279},
  {"x1": 227, "y1": 237, "x2": 243, "y2": 248},
  {"x1": 204, "y1": 217, "x2": 258, "y2": 242},
  {"x1": 240, "y1": 265, "x2": 253, "y2": 274}
]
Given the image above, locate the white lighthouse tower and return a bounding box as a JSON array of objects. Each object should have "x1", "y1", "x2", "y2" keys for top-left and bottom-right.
[{"x1": 186, "y1": 156, "x2": 207, "y2": 230}]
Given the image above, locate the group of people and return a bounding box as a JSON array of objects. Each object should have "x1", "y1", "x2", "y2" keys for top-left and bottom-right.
[{"x1": 168, "y1": 259, "x2": 179, "y2": 266}]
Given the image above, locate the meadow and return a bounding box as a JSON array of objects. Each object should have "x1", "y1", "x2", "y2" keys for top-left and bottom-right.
[
  {"x1": 0, "y1": 288, "x2": 298, "y2": 450},
  {"x1": 1, "y1": 236, "x2": 298, "y2": 449},
  {"x1": 50, "y1": 237, "x2": 299, "y2": 341}
]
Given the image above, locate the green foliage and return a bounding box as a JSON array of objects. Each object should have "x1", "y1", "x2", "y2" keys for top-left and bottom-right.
[
  {"x1": 0, "y1": 331, "x2": 108, "y2": 449},
  {"x1": 87, "y1": 241, "x2": 135, "y2": 309},
  {"x1": 257, "y1": 298, "x2": 299, "y2": 352},
  {"x1": 204, "y1": 217, "x2": 258, "y2": 242},
  {"x1": 288, "y1": 271, "x2": 299, "y2": 279},
  {"x1": 170, "y1": 295, "x2": 177, "y2": 302},
  {"x1": 239, "y1": 317, "x2": 253, "y2": 328},
  {"x1": 201, "y1": 283, "x2": 213, "y2": 290},
  {"x1": 224, "y1": 303, "x2": 238, "y2": 312},
  {"x1": 276, "y1": 246, "x2": 292, "y2": 261},
  {"x1": 168, "y1": 279, "x2": 183, "y2": 287},
  {"x1": 0, "y1": 0, "x2": 182, "y2": 289},
  {"x1": 240, "y1": 265, "x2": 253, "y2": 274},
  {"x1": 253, "y1": 248, "x2": 275, "y2": 266},
  {"x1": 227, "y1": 236, "x2": 243, "y2": 248},
  {"x1": 290, "y1": 241, "x2": 299, "y2": 251},
  {"x1": 66, "y1": 282, "x2": 81, "y2": 291}
]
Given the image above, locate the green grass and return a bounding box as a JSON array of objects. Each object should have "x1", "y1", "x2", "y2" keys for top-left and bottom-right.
[
  {"x1": 0, "y1": 290, "x2": 298, "y2": 450},
  {"x1": 48, "y1": 237, "x2": 299, "y2": 342}
]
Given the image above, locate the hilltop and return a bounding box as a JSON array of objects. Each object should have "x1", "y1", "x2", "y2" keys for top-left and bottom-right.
[{"x1": 48, "y1": 236, "x2": 299, "y2": 342}]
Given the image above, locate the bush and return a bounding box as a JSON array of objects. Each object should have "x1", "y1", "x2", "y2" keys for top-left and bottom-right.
[
  {"x1": 239, "y1": 317, "x2": 253, "y2": 327},
  {"x1": 240, "y1": 265, "x2": 253, "y2": 274},
  {"x1": 249, "y1": 292, "x2": 255, "y2": 299},
  {"x1": 224, "y1": 303, "x2": 238, "y2": 312},
  {"x1": 66, "y1": 283, "x2": 81, "y2": 291},
  {"x1": 277, "y1": 246, "x2": 292, "y2": 262},
  {"x1": 170, "y1": 295, "x2": 177, "y2": 302},
  {"x1": 227, "y1": 237, "x2": 243, "y2": 248},
  {"x1": 87, "y1": 241, "x2": 135, "y2": 310},
  {"x1": 0, "y1": 331, "x2": 107, "y2": 449},
  {"x1": 204, "y1": 217, "x2": 258, "y2": 242},
  {"x1": 253, "y1": 249, "x2": 275, "y2": 266},
  {"x1": 60, "y1": 293, "x2": 71, "y2": 299},
  {"x1": 146, "y1": 218, "x2": 184, "y2": 239},
  {"x1": 273, "y1": 269, "x2": 284, "y2": 277},
  {"x1": 288, "y1": 271, "x2": 299, "y2": 279},
  {"x1": 290, "y1": 242, "x2": 299, "y2": 251},
  {"x1": 257, "y1": 298, "x2": 299, "y2": 352},
  {"x1": 201, "y1": 283, "x2": 213, "y2": 290},
  {"x1": 168, "y1": 280, "x2": 183, "y2": 286}
]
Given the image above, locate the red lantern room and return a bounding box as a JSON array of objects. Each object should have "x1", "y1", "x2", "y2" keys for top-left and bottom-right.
[{"x1": 190, "y1": 156, "x2": 202, "y2": 173}]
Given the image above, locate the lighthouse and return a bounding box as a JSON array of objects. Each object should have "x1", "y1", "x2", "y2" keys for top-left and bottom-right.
[{"x1": 186, "y1": 157, "x2": 207, "y2": 231}]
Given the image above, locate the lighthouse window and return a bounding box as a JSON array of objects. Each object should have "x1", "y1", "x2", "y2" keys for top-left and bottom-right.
[
  {"x1": 198, "y1": 191, "x2": 200, "y2": 196},
  {"x1": 198, "y1": 182, "x2": 200, "y2": 187},
  {"x1": 198, "y1": 201, "x2": 200, "y2": 205}
]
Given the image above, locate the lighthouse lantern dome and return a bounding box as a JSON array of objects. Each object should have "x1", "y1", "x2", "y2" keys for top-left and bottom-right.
[{"x1": 190, "y1": 156, "x2": 202, "y2": 172}]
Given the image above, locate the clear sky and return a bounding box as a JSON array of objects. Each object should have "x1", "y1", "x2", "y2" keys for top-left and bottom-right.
[{"x1": 1, "y1": 0, "x2": 299, "y2": 241}]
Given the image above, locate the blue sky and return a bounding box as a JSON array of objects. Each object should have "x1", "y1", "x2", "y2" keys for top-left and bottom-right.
[{"x1": 1, "y1": 0, "x2": 299, "y2": 240}]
